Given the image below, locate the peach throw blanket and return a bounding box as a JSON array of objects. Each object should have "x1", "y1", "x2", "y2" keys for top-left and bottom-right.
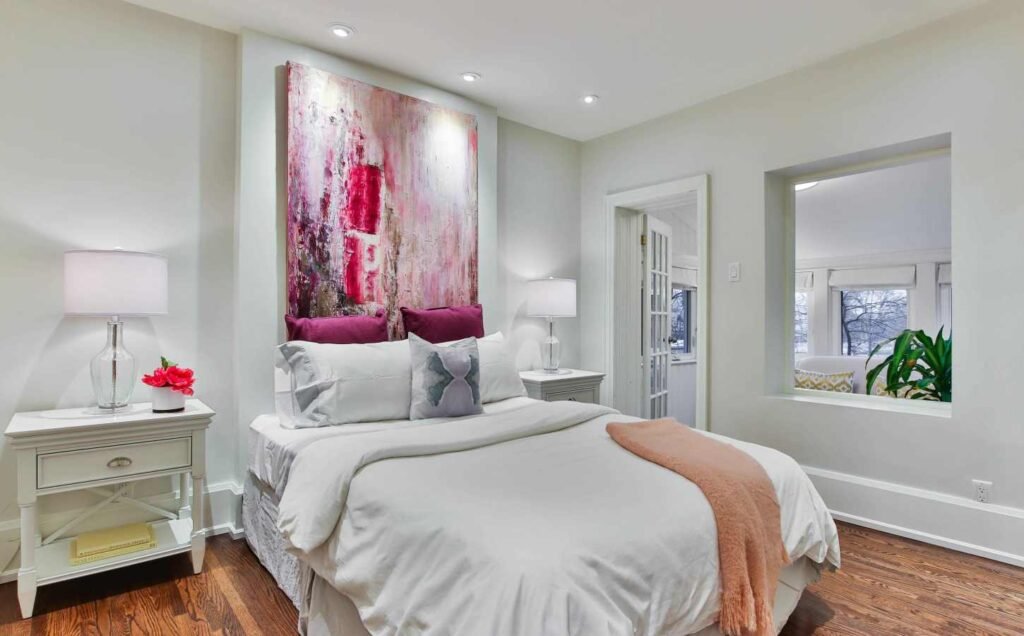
[{"x1": 606, "y1": 419, "x2": 788, "y2": 636}]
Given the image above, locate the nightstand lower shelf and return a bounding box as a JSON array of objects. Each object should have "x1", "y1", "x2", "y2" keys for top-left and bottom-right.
[{"x1": 35, "y1": 518, "x2": 194, "y2": 586}]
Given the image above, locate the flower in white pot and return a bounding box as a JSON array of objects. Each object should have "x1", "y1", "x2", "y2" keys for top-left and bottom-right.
[{"x1": 142, "y1": 356, "x2": 195, "y2": 413}]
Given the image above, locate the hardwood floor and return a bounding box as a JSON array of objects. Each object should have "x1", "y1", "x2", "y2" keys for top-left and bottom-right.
[{"x1": 1, "y1": 522, "x2": 1022, "y2": 635}]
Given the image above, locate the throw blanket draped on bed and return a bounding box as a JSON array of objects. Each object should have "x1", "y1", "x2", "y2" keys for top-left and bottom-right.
[{"x1": 607, "y1": 419, "x2": 789, "y2": 636}]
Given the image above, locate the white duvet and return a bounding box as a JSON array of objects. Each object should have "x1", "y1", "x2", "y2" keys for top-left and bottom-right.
[{"x1": 278, "y1": 401, "x2": 840, "y2": 636}]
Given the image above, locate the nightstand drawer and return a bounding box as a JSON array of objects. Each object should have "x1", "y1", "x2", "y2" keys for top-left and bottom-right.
[
  {"x1": 545, "y1": 388, "x2": 599, "y2": 404},
  {"x1": 37, "y1": 437, "x2": 192, "y2": 489}
]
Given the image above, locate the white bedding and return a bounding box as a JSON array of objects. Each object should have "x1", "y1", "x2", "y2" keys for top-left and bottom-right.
[
  {"x1": 277, "y1": 400, "x2": 841, "y2": 636},
  {"x1": 248, "y1": 396, "x2": 538, "y2": 493}
]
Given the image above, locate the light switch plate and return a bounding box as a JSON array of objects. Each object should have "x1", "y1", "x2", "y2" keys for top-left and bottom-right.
[{"x1": 728, "y1": 262, "x2": 741, "y2": 282}]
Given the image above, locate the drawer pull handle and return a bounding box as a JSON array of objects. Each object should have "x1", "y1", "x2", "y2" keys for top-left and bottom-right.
[{"x1": 107, "y1": 457, "x2": 133, "y2": 468}]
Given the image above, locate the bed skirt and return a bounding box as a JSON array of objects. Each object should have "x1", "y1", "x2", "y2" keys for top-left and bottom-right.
[{"x1": 242, "y1": 472, "x2": 307, "y2": 609}]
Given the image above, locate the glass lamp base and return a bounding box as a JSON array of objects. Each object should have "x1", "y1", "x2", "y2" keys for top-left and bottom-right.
[
  {"x1": 541, "y1": 333, "x2": 561, "y2": 373},
  {"x1": 91, "y1": 319, "x2": 136, "y2": 409}
]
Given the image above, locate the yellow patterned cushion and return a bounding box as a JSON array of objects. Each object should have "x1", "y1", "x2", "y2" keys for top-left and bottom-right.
[{"x1": 795, "y1": 368, "x2": 854, "y2": 393}]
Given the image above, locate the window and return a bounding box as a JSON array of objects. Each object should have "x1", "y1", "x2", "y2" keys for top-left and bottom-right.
[
  {"x1": 938, "y1": 263, "x2": 952, "y2": 334},
  {"x1": 794, "y1": 291, "x2": 809, "y2": 354},
  {"x1": 787, "y1": 146, "x2": 951, "y2": 402},
  {"x1": 839, "y1": 289, "x2": 908, "y2": 355},
  {"x1": 671, "y1": 286, "x2": 694, "y2": 354},
  {"x1": 939, "y1": 284, "x2": 952, "y2": 333}
]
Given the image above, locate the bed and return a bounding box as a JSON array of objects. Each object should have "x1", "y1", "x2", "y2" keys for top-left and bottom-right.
[{"x1": 244, "y1": 395, "x2": 840, "y2": 636}]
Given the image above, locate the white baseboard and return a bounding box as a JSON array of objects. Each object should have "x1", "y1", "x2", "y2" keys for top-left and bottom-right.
[
  {"x1": 0, "y1": 480, "x2": 245, "y2": 584},
  {"x1": 803, "y1": 465, "x2": 1024, "y2": 567}
]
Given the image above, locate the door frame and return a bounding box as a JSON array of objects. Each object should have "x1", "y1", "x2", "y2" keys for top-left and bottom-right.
[{"x1": 603, "y1": 174, "x2": 710, "y2": 430}]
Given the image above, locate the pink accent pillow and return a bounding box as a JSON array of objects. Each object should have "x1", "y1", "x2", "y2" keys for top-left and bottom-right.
[
  {"x1": 400, "y1": 304, "x2": 485, "y2": 344},
  {"x1": 285, "y1": 310, "x2": 389, "y2": 344}
]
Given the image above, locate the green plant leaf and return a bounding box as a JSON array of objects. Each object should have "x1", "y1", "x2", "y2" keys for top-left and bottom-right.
[{"x1": 864, "y1": 328, "x2": 952, "y2": 402}]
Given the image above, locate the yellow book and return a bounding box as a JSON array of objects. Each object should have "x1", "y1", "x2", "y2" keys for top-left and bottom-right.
[{"x1": 70, "y1": 523, "x2": 156, "y2": 565}]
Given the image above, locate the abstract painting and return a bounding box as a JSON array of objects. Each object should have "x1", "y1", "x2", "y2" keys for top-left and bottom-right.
[{"x1": 286, "y1": 62, "x2": 478, "y2": 338}]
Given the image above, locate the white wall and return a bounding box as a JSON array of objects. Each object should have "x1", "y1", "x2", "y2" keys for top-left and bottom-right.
[
  {"x1": 796, "y1": 154, "x2": 951, "y2": 261},
  {"x1": 0, "y1": 0, "x2": 238, "y2": 550},
  {"x1": 668, "y1": 362, "x2": 698, "y2": 426},
  {"x1": 497, "y1": 119, "x2": 582, "y2": 370},
  {"x1": 580, "y1": 0, "x2": 1024, "y2": 560},
  {"x1": 648, "y1": 202, "x2": 699, "y2": 263}
]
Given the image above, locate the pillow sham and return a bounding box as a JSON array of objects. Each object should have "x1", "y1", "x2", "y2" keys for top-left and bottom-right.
[
  {"x1": 276, "y1": 339, "x2": 411, "y2": 427},
  {"x1": 284, "y1": 310, "x2": 388, "y2": 344},
  {"x1": 794, "y1": 368, "x2": 854, "y2": 393},
  {"x1": 273, "y1": 365, "x2": 297, "y2": 423},
  {"x1": 274, "y1": 331, "x2": 524, "y2": 428},
  {"x1": 409, "y1": 334, "x2": 483, "y2": 419},
  {"x1": 400, "y1": 304, "x2": 484, "y2": 343},
  {"x1": 473, "y1": 332, "x2": 527, "y2": 403}
]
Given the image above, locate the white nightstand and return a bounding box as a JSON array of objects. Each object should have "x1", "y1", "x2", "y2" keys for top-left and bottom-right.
[
  {"x1": 4, "y1": 399, "x2": 214, "y2": 618},
  {"x1": 519, "y1": 369, "x2": 605, "y2": 404}
]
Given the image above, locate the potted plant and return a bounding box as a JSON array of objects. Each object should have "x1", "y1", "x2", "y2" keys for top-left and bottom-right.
[
  {"x1": 142, "y1": 357, "x2": 196, "y2": 413},
  {"x1": 866, "y1": 328, "x2": 952, "y2": 402}
]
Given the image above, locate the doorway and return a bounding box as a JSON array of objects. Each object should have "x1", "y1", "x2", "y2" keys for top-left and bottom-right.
[{"x1": 603, "y1": 175, "x2": 709, "y2": 429}]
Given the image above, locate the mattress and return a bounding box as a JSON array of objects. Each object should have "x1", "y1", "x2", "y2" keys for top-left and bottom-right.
[{"x1": 248, "y1": 396, "x2": 538, "y2": 492}]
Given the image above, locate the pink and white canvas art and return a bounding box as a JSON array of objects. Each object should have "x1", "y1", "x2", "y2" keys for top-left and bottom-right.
[{"x1": 286, "y1": 62, "x2": 478, "y2": 337}]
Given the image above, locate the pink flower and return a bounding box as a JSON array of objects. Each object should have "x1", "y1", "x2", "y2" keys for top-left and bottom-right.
[
  {"x1": 142, "y1": 359, "x2": 196, "y2": 395},
  {"x1": 165, "y1": 366, "x2": 195, "y2": 395},
  {"x1": 142, "y1": 368, "x2": 168, "y2": 388}
]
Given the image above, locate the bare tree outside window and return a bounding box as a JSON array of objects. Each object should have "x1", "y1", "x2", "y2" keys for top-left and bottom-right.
[
  {"x1": 839, "y1": 289, "x2": 908, "y2": 355},
  {"x1": 671, "y1": 287, "x2": 691, "y2": 353},
  {"x1": 794, "y1": 292, "x2": 809, "y2": 354}
]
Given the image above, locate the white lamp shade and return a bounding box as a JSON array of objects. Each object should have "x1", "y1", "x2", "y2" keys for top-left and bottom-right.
[
  {"x1": 64, "y1": 250, "x2": 168, "y2": 316},
  {"x1": 527, "y1": 278, "x2": 576, "y2": 318}
]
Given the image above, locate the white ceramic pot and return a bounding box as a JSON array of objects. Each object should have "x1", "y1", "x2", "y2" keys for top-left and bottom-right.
[{"x1": 152, "y1": 386, "x2": 186, "y2": 413}]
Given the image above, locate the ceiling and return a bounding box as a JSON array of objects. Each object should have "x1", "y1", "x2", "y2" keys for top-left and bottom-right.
[
  {"x1": 796, "y1": 154, "x2": 951, "y2": 262},
  {"x1": 126, "y1": 0, "x2": 985, "y2": 140}
]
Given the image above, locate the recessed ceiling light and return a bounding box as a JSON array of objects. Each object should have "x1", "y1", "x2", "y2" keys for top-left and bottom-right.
[
  {"x1": 330, "y1": 24, "x2": 355, "y2": 38},
  {"x1": 461, "y1": 72, "x2": 481, "y2": 83},
  {"x1": 794, "y1": 181, "x2": 819, "y2": 192},
  {"x1": 583, "y1": 94, "x2": 600, "y2": 104}
]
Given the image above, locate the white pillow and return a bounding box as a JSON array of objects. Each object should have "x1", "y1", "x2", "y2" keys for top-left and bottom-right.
[
  {"x1": 273, "y1": 366, "x2": 296, "y2": 423},
  {"x1": 274, "y1": 332, "x2": 524, "y2": 428},
  {"x1": 277, "y1": 339, "x2": 412, "y2": 427},
  {"x1": 473, "y1": 332, "x2": 527, "y2": 403}
]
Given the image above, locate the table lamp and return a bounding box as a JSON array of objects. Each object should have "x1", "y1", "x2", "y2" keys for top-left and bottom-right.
[
  {"x1": 527, "y1": 277, "x2": 576, "y2": 374},
  {"x1": 64, "y1": 249, "x2": 168, "y2": 410}
]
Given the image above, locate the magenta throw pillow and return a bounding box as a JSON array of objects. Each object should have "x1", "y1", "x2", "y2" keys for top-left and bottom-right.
[
  {"x1": 285, "y1": 310, "x2": 389, "y2": 344},
  {"x1": 400, "y1": 304, "x2": 485, "y2": 343}
]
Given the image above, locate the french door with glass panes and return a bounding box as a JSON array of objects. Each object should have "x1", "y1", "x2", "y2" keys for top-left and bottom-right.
[{"x1": 642, "y1": 215, "x2": 672, "y2": 418}]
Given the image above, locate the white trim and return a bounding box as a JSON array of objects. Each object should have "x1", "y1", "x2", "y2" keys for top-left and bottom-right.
[
  {"x1": 604, "y1": 174, "x2": 710, "y2": 430},
  {"x1": 780, "y1": 390, "x2": 952, "y2": 417},
  {"x1": 0, "y1": 480, "x2": 243, "y2": 584},
  {"x1": 803, "y1": 465, "x2": 1024, "y2": 567},
  {"x1": 796, "y1": 248, "x2": 951, "y2": 272}
]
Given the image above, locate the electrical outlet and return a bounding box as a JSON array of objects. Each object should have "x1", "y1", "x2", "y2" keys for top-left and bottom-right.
[{"x1": 972, "y1": 479, "x2": 993, "y2": 503}]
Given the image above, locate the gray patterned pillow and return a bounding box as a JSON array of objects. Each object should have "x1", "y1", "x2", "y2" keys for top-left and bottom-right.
[{"x1": 409, "y1": 333, "x2": 483, "y2": 419}]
